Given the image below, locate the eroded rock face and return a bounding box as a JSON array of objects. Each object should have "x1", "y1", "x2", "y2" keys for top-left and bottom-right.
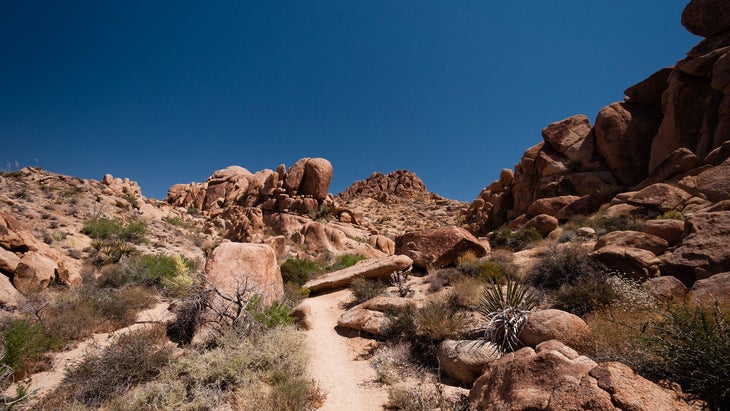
[
  {"x1": 594, "y1": 231, "x2": 669, "y2": 256},
  {"x1": 469, "y1": 340, "x2": 696, "y2": 411},
  {"x1": 644, "y1": 275, "x2": 688, "y2": 301},
  {"x1": 395, "y1": 227, "x2": 487, "y2": 270},
  {"x1": 591, "y1": 246, "x2": 661, "y2": 281},
  {"x1": 681, "y1": 0, "x2": 730, "y2": 37},
  {"x1": 661, "y1": 211, "x2": 730, "y2": 285},
  {"x1": 204, "y1": 242, "x2": 284, "y2": 306},
  {"x1": 337, "y1": 169, "x2": 428, "y2": 202},
  {"x1": 689, "y1": 272, "x2": 730, "y2": 307},
  {"x1": 337, "y1": 296, "x2": 418, "y2": 336},
  {"x1": 641, "y1": 219, "x2": 686, "y2": 246},
  {"x1": 13, "y1": 251, "x2": 56, "y2": 294},
  {"x1": 627, "y1": 183, "x2": 693, "y2": 212},
  {"x1": 437, "y1": 340, "x2": 500, "y2": 385}
]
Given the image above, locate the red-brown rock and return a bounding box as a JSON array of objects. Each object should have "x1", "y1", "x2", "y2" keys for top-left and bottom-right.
[
  {"x1": 520, "y1": 309, "x2": 590, "y2": 350},
  {"x1": 627, "y1": 183, "x2": 693, "y2": 212},
  {"x1": 590, "y1": 246, "x2": 661, "y2": 281},
  {"x1": 523, "y1": 214, "x2": 558, "y2": 237},
  {"x1": 644, "y1": 276, "x2": 688, "y2": 301},
  {"x1": 395, "y1": 227, "x2": 487, "y2": 270},
  {"x1": 682, "y1": 0, "x2": 730, "y2": 38},
  {"x1": 594, "y1": 102, "x2": 662, "y2": 186},
  {"x1": 641, "y1": 219, "x2": 686, "y2": 246},
  {"x1": 526, "y1": 196, "x2": 581, "y2": 218},
  {"x1": 299, "y1": 158, "x2": 333, "y2": 200},
  {"x1": 689, "y1": 272, "x2": 730, "y2": 307},
  {"x1": 594, "y1": 231, "x2": 669, "y2": 256},
  {"x1": 624, "y1": 67, "x2": 672, "y2": 107}
]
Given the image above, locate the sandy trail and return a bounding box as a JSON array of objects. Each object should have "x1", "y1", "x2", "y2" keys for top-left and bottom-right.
[{"x1": 305, "y1": 289, "x2": 388, "y2": 411}]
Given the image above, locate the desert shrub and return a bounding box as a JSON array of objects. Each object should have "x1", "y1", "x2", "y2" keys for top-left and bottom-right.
[
  {"x1": 553, "y1": 276, "x2": 620, "y2": 316},
  {"x1": 41, "y1": 285, "x2": 157, "y2": 341},
  {"x1": 457, "y1": 259, "x2": 508, "y2": 283},
  {"x1": 47, "y1": 326, "x2": 172, "y2": 407},
  {"x1": 163, "y1": 216, "x2": 188, "y2": 226},
  {"x1": 637, "y1": 303, "x2": 730, "y2": 410},
  {"x1": 490, "y1": 227, "x2": 543, "y2": 251},
  {"x1": 166, "y1": 297, "x2": 204, "y2": 346},
  {"x1": 90, "y1": 239, "x2": 138, "y2": 265},
  {"x1": 252, "y1": 300, "x2": 296, "y2": 329},
  {"x1": 350, "y1": 277, "x2": 388, "y2": 304},
  {"x1": 326, "y1": 253, "x2": 366, "y2": 272},
  {"x1": 283, "y1": 282, "x2": 310, "y2": 305},
  {"x1": 113, "y1": 326, "x2": 322, "y2": 411},
  {"x1": 388, "y1": 383, "x2": 469, "y2": 411},
  {"x1": 98, "y1": 253, "x2": 198, "y2": 298},
  {"x1": 82, "y1": 217, "x2": 147, "y2": 243},
  {"x1": 449, "y1": 276, "x2": 488, "y2": 309},
  {"x1": 526, "y1": 244, "x2": 605, "y2": 290},
  {"x1": 280, "y1": 258, "x2": 324, "y2": 286},
  {"x1": 657, "y1": 209, "x2": 684, "y2": 220},
  {"x1": 371, "y1": 341, "x2": 423, "y2": 385},
  {"x1": 426, "y1": 267, "x2": 464, "y2": 293},
  {"x1": 1, "y1": 319, "x2": 63, "y2": 378},
  {"x1": 416, "y1": 296, "x2": 470, "y2": 342},
  {"x1": 566, "y1": 213, "x2": 644, "y2": 235},
  {"x1": 477, "y1": 278, "x2": 538, "y2": 355}
]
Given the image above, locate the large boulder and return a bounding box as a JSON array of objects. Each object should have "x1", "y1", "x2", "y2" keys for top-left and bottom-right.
[
  {"x1": 395, "y1": 227, "x2": 487, "y2": 270},
  {"x1": 204, "y1": 242, "x2": 284, "y2": 306},
  {"x1": 526, "y1": 196, "x2": 581, "y2": 218},
  {"x1": 300, "y1": 158, "x2": 333, "y2": 200},
  {"x1": 523, "y1": 214, "x2": 558, "y2": 237},
  {"x1": 590, "y1": 246, "x2": 661, "y2": 281},
  {"x1": 0, "y1": 275, "x2": 24, "y2": 310},
  {"x1": 661, "y1": 211, "x2": 730, "y2": 286},
  {"x1": 303, "y1": 255, "x2": 413, "y2": 293},
  {"x1": 470, "y1": 340, "x2": 697, "y2": 411},
  {"x1": 594, "y1": 231, "x2": 669, "y2": 256},
  {"x1": 689, "y1": 272, "x2": 730, "y2": 307},
  {"x1": 678, "y1": 163, "x2": 730, "y2": 202},
  {"x1": 337, "y1": 296, "x2": 418, "y2": 336},
  {"x1": 469, "y1": 340, "x2": 696, "y2": 411},
  {"x1": 624, "y1": 67, "x2": 673, "y2": 107},
  {"x1": 13, "y1": 251, "x2": 57, "y2": 294},
  {"x1": 594, "y1": 102, "x2": 662, "y2": 187},
  {"x1": 627, "y1": 183, "x2": 693, "y2": 212},
  {"x1": 437, "y1": 340, "x2": 500, "y2": 385},
  {"x1": 520, "y1": 309, "x2": 590, "y2": 350},
  {"x1": 641, "y1": 219, "x2": 686, "y2": 246},
  {"x1": 644, "y1": 276, "x2": 688, "y2": 301},
  {"x1": 681, "y1": 0, "x2": 730, "y2": 37}
]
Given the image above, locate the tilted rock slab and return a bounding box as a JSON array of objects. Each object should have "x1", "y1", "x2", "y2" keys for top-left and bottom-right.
[
  {"x1": 337, "y1": 296, "x2": 418, "y2": 336},
  {"x1": 437, "y1": 340, "x2": 500, "y2": 385},
  {"x1": 303, "y1": 254, "x2": 413, "y2": 293}
]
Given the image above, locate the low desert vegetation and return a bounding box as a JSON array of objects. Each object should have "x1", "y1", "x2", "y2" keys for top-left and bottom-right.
[
  {"x1": 280, "y1": 253, "x2": 366, "y2": 287},
  {"x1": 98, "y1": 252, "x2": 200, "y2": 298},
  {"x1": 350, "y1": 277, "x2": 388, "y2": 304},
  {"x1": 82, "y1": 216, "x2": 147, "y2": 243},
  {"x1": 387, "y1": 382, "x2": 469, "y2": 411},
  {"x1": 564, "y1": 213, "x2": 645, "y2": 234},
  {"x1": 489, "y1": 227, "x2": 543, "y2": 251}
]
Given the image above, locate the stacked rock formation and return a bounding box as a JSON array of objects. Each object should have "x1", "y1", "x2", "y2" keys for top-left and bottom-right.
[{"x1": 465, "y1": 0, "x2": 730, "y2": 236}]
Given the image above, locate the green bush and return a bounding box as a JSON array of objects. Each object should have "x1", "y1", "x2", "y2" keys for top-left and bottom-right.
[
  {"x1": 82, "y1": 217, "x2": 147, "y2": 243},
  {"x1": 457, "y1": 259, "x2": 508, "y2": 283},
  {"x1": 477, "y1": 278, "x2": 537, "y2": 354},
  {"x1": 553, "y1": 277, "x2": 619, "y2": 316},
  {"x1": 416, "y1": 296, "x2": 469, "y2": 342},
  {"x1": 280, "y1": 258, "x2": 324, "y2": 286},
  {"x1": 1, "y1": 319, "x2": 63, "y2": 377},
  {"x1": 566, "y1": 214, "x2": 644, "y2": 235},
  {"x1": 489, "y1": 227, "x2": 542, "y2": 251},
  {"x1": 657, "y1": 210, "x2": 684, "y2": 220},
  {"x1": 526, "y1": 244, "x2": 605, "y2": 290},
  {"x1": 350, "y1": 277, "x2": 388, "y2": 304},
  {"x1": 252, "y1": 300, "x2": 295, "y2": 329},
  {"x1": 326, "y1": 253, "x2": 365, "y2": 271},
  {"x1": 637, "y1": 303, "x2": 730, "y2": 410},
  {"x1": 98, "y1": 253, "x2": 198, "y2": 298}
]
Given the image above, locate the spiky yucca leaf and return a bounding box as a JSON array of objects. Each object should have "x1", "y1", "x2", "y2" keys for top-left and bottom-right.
[{"x1": 477, "y1": 278, "x2": 537, "y2": 355}]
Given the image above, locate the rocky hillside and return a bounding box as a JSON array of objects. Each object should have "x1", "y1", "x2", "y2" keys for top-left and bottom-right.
[{"x1": 336, "y1": 170, "x2": 467, "y2": 238}]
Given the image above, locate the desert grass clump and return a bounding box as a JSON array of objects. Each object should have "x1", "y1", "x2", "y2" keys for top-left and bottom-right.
[
  {"x1": 477, "y1": 278, "x2": 537, "y2": 355},
  {"x1": 280, "y1": 258, "x2": 325, "y2": 286},
  {"x1": 350, "y1": 277, "x2": 388, "y2": 304},
  {"x1": 113, "y1": 326, "x2": 323, "y2": 411},
  {"x1": 98, "y1": 253, "x2": 198, "y2": 298},
  {"x1": 371, "y1": 341, "x2": 422, "y2": 385},
  {"x1": 553, "y1": 276, "x2": 620, "y2": 316},
  {"x1": 415, "y1": 295, "x2": 470, "y2": 342},
  {"x1": 82, "y1": 216, "x2": 147, "y2": 243},
  {"x1": 387, "y1": 383, "x2": 469, "y2": 411},
  {"x1": 42, "y1": 325, "x2": 172, "y2": 408},
  {"x1": 326, "y1": 253, "x2": 366, "y2": 271}
]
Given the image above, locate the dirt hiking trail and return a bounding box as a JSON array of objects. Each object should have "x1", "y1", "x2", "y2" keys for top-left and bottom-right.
[{"x1": 305, "y1": 289, "x2": 389, "y2": 411}]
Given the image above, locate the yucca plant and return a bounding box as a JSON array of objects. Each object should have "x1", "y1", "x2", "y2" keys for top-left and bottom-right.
[{"x1": 477, "y1": 278, "x2": 537, "y2": 355}]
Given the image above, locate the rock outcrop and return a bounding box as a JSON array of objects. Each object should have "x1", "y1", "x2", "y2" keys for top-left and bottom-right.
[
  {"x1": 395, "y1": 227, "x2": 488, "y2": 270},
  {"x1": 469, "y1": 340, "x2": 697, "y2": 411},
  {"x1": 464, "y1": 1, "x2": 730, "y2": 238},
  {"x1": 303, "y1": 255, "x2": 413, "y2": 293},
  {"x1": 437, "y1": 340, "x2": 500, "y2": 385}
]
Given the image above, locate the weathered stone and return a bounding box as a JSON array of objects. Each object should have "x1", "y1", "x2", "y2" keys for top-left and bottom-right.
[
  {"x1": 681, "y1": 0, "x2": 730, "y2": 37},
  {"x1": 643, "y1": 276, "x2": 688, "y2": 301},
  {"x1": 594, "y1": 102, "x2": 662, "y2": 186},
  {"x1": 337, "y1": 308, "x2": 390, "y2": 336},
  {"x1": 627, "y1": 183, "x2": 693, "y2": 211},
  {"x1": 300, "y1": 158, "x2": 333, "y2": 200},
  {"x1": 0, "y1": 274, "x2": 24, "y2": 309},
  {"x1": 520, "y1": 310, "x2": 590, "y2": 351},
  {"x1": 704, "y1": 140, "x2": 730, "y2": 165},
  {"x1": 204, "y1": 242, "x2": 283, "y2": 306},
  {"x1": 624, "y1": 67, "x2": 672, "y2": 107},
  {"x1": 595, "y1": 231, "x2": 669, "y2": 256},
  {"x1": 526, "y1": 196, "x2": 581, "y2": 218},
  {"x1": 678, "y1": 163, "x2": 730, "y2": 202},
  {"x1": 641, "y1": 219, "x2": 686, "y2": 246},
  {"x1": 523, "y1": 214, "x2": 558, "y2": 237},
  {"x1": 591, "y1": 246, "x2": 661, "y2": 281},
  {"x1": 13, "y1": 251, "x2": 57, "y2": 294},
  {"x1": 302, "y1": 221, "x2": 346, "y2": 254},
  {"x1": 689, "y1": 272, "x2": 730, "y2": 307},
  {"x1": 303, "y1": 255, "x2": 413, "y2": 293},
  {"x1": 437, "y1": 340, "x2": 500, "y2": 385},
  {"x1": 337, "y1": 169, "x2": 428, "y2": 201},
  {"x1": 357, "y1": 296, "x2": 417, "y2": 312},
  {"x1": 285, "y1": 158, "x2": 309, "y2": 193},
  {"x1": 395, "y1": 227, "x2": 487, "y2": 270},
  {"x1": 640, "y1": 148, "x2": 699, "y2": 188},
  {"x1": 368, "y1": 235, "x2": 395, "y2": 255},
  {"x1": 0, "y1": 248, "x2": 20, "y2": 273},
  {"x1": 661, "y1": 211, "x2": 730, "y2": 286}
]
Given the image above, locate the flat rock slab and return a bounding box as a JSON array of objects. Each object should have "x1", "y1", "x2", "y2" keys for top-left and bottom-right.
[{"x1": 304, "y1": 254, "x2": 412, "y2": 293}]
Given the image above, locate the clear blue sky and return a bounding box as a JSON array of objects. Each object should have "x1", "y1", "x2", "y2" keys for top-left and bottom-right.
[{"x1": 1, "y1": 1, "x2": 699, "y2": 201}]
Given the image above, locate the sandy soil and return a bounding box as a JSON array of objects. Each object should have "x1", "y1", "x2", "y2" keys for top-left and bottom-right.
[
  {"x1": 305, "y1": 289, "x2": 389, "y2": 411},
  {"x1": 4, "y1": 302, "x2": 173, "y2": 402}
]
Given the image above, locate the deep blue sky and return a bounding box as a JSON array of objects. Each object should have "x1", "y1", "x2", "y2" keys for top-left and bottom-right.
[{"x1": 1, "y1": 1, "x2": 699, "y2": 201}]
